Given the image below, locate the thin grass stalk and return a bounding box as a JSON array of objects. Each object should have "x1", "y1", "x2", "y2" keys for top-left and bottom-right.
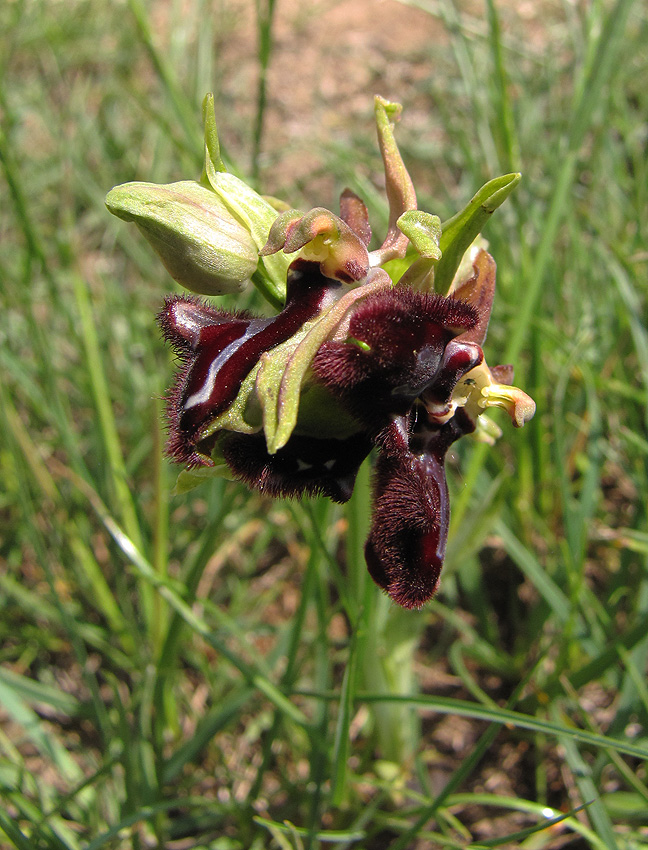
[
  {"x1": 505, "y1": 0, "x2": 636, "y2": 365},
  {"x1": 151, "y1": 483, "x2": 234, "y2": 742},
  {"x1": 553, "y1": 716, "x2": 619, "y2": 848},
  {"x1": 452, "y1": 0, "x2": 636, "y2": 536},
  {"x1": 247, "y1": 543, "x2": 321, "y2": 802},
  {"x1": 305, "y1": 539, "x2": 334, "y2": 849},
  {"x1": 71, "y1": 270, "x2": 144, "y2": 552},
  {"x1": 127, "y1": 0, "x2": 202, "y2": 155},
  {"x1": 299, "y1": 501, "x2": 359, "y2": 624},
  {"x1": 252, "y1": 0, "x2": 277, "y2": 181},
  {"x1": 387, "y1": 654, "x2": 545, "y2": 849},
  {"x1": 0, "y1": 112, "x2": 92, "y2": 482},
  {"x1": 3, "y1": 394, "x2": 134, "y2": 654},
  {"x1": 485, "y1": 0, "x2": 519, "y2": 174},
  {"x1": 60, "y1": 464, "x2": 310, "y2": 726},
  {"x1": 151, "y1": 398, "x2": 170, "y2": 651}
]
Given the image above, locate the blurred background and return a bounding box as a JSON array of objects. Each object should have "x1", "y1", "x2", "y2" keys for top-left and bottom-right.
[{"x1": 1, "y1": 0, "x2": 647, "y2": 847}]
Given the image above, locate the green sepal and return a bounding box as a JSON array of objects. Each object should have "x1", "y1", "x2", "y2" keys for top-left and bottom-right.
[
  {"x1": 172, "y1": 439, "x2": 235, "y2": 495},
  {"x1": 200, "y1": 92, "x2": 291, "y2": 307},
  {"x1": 105, "y1": 180, "x2": 258, "y2": 295},
  {"x1": 206, "y1": 171, "x2": 291, "y2": 308},
  {"x1": 435, "y1": 172, "x2": 521, "y2": 294},
  {"x1": 397, "y1": 211, "x2": 442, "y2": 259},
  {"x1": 255, "y1": 319, "x2": 318, "y2": 453},
  {"x1": 259, "y1": 270, "x2": 392, "y2": 455}
]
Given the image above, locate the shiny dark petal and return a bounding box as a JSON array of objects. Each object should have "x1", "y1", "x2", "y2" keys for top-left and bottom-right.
[
  {"x1": 157, "y1": 294, "x2": 251, "y2": 351},
  {"x1": 157, "y1": 261, "x2": 341, "y2": 466}
]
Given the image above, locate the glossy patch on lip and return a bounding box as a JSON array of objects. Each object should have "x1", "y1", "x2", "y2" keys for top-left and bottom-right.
[{"x1": 157, "y1": 260, "x2": 342, "y2": 466}]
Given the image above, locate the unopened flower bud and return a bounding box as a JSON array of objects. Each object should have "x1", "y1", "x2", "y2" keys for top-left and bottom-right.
[{"x1": 105, "y1": 180, "x2": 258, "y2": 295}]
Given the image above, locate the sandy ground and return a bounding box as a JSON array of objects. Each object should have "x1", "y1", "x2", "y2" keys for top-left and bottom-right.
[{"x1": 214, "y1": 0, "x2": 447, "y2": 195}]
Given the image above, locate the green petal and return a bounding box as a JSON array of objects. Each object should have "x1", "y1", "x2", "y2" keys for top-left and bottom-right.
[{"x1": 396, "y1": 210, "x2": 442, "y2": 260}]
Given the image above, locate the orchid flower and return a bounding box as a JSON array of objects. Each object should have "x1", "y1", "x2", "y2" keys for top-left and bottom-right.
[{"x1": 107, "y1": 95, "x2": 535, "y2": 609}]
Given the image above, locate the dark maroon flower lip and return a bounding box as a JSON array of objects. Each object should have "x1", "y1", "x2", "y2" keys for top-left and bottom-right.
[
  {"x1": 365, "y1": 446, "x2": 448, "y2": 611},
  {"x1": 365, "y1": 409, "x2": 476, "y2": 609},
  {"x1": 158, "y1": 259, "x2": 343, "y2": 467}
]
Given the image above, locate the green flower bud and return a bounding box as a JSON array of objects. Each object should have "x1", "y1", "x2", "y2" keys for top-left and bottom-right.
[{"x1": 105, "y1": 180, "x2": 258, "y2": 295}]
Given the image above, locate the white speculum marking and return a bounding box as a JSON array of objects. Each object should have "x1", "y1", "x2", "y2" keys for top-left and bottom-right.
[
  {"x1": 295, "y1": 458, "x2": 336, "y2": 473},
  {"x1": 183, "y1": 320, "x2": 266, "y2": 411}
]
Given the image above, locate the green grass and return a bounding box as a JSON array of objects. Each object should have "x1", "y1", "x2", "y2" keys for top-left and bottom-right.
[{"x1": 1, "y1": 0, "x2": 647, "y2": 848}]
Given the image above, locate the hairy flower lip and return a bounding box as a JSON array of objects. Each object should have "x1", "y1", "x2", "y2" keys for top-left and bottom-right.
[
  {"x1": 364, "y1": 406, "x2": 477, "y2": 610},
  {"x1": 312, "y1": 288, "x2": 480, "y2": 443}
]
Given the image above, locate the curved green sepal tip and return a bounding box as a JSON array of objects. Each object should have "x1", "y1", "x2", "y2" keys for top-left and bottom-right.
[
  {"x1": 435, "y1": 172, "x2": 521, "y2": 294},
  {"x1": 206, "y1": 171, "x2": 292, "y2": 306},
  {"x1": 202, "y1": 92, "x2": 226, "y2": 181}
]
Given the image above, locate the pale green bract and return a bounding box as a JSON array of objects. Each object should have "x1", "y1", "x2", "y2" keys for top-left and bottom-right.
[{"x1": 105, "y1": 180, "x2": 258, "y2": 296}]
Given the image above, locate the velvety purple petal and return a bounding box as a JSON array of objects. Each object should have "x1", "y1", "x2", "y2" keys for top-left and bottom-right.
[
  {"x1": 313, "y1": 289, "x2": 478, "y2": 432},
  {"x1": 365, "y1": 446, "x2": 449, "y2": 609}
]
